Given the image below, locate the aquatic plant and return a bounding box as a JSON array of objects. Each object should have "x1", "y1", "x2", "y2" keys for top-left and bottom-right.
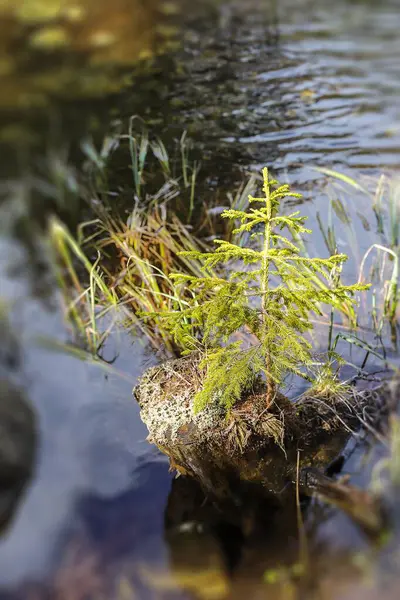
[
  {"x1": 315, "y1": 168, "x2": 400, "y2": 336},
  {"x1": 48, "y1": 122, "x2": 210, "y2": 354},
  {"x1": 49, "y1": 216, "x2": 120, "y2": 354},
  {"x1": 124, "y1": 117, "x2": 200, "y2": 220},
  {"x1": 156, "y1": 168, "x2": 369, "y2": 412},
  {"x1": 90, "y1": 204, "x2": 211, "y2": 353},
  {"x1": 50, "y1": 201, "x2": 212, "y2": 354}
]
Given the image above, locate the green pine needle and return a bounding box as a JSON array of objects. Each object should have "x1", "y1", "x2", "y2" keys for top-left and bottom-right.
[{"x1": 155, "y1": 167, "x2": 370, "y2": 412}]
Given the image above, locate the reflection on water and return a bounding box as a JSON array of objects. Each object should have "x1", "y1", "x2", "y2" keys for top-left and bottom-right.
[
  {"x1": 0, "y1": 0, "x2": 173, "y2": 109},
  {"x1": 0, "y1": 0, "x2": 180, "y2": 155},
  {"x1": 0, "y1": 378, "x2": 36, "y2": 533},
  {"x1": 0, "y1": 0, "x2": 400, "y2": 598},
  {"x1": 122, "y1": 0, "x2": 400, "y2": 185},
  {"x1": 0, "y1": 230, "x2": 158, "y2": 589}
]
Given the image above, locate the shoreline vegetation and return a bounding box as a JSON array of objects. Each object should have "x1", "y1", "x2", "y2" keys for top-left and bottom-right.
[
  {"x1": 42, "y1": 122, "x2": 400, "y2": 594},
  {"x1": 49, "y1": 125, "x2": 399, "y2": 362}
]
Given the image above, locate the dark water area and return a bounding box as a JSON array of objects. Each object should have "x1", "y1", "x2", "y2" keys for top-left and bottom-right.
[
  {"x1": 119, "y1": 0, "x2": 400, "y2": 186},
  {"x1": 1, "y1": 0, "x2": 400, "y2": 598}
]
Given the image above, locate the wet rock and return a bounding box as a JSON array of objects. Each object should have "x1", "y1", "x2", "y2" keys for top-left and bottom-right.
[{"x1": 0, "y1": 379, "x2": 36, "y2": 531}]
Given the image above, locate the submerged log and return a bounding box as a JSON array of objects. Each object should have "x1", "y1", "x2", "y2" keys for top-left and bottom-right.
[{"x1": 134, "y1": 354, "x2": 378, "y2": 513}]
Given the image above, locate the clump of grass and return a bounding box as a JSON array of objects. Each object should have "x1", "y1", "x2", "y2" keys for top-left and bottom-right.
[
  {"x1": 49, "y1": 216, "x2": 120, "y2": 354},
  {"x1": 314, "y1": 168, "x2": 400, "y2": 338},
  {"x1": 50, "y1": 201, "x2": 213, "y2": 355},
  {"x1": 306, "y1": 357, "x2": 353, "y2": 404},
  {"x1": 88, "y1": 204, "x2": 213, "y2": 353},
  {"x1": 121, "y1": 116, "x2": 201, "y2": 221},
  {"x1": 49, "y1": 121, "x2": 263, "y2": 356}
]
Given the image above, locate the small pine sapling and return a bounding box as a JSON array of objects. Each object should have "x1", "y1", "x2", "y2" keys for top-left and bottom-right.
[{"x1": 155, "y1": 168, "x2": 369, "y2": 412}]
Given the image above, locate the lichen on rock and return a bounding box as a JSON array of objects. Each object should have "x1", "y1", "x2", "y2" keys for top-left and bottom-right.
[{"x1": 134, "y1": 353, "x2": 381, "y2": 506}]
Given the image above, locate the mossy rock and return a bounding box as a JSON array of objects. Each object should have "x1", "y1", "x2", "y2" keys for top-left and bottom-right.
[{"x1": 134, "y1": 354, "x2": 375, "y2": 505}]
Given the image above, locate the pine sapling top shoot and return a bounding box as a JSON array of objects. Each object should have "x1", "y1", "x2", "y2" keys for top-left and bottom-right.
[{"x1": 154, "y1": 168, "x2": 369, "y2": 412}]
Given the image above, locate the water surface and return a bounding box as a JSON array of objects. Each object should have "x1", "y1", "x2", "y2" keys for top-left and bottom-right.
[{"x1": 0, "y1": 1, "x2": 400, "y2": 598}]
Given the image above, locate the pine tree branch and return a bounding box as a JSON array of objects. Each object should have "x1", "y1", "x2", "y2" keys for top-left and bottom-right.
[{"x1": 150, "y1": 166, "x2": 370, "y2": 413}]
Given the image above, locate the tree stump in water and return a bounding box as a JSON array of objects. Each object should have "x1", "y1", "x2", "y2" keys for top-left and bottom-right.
[{"x1": 134, "y1": 354, "x2": 374, "y2": 510}]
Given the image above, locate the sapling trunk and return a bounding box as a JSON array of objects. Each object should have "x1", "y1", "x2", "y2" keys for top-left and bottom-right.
[{"x1": 261, "y1": 168, "x2": 275, "y2": 408}]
